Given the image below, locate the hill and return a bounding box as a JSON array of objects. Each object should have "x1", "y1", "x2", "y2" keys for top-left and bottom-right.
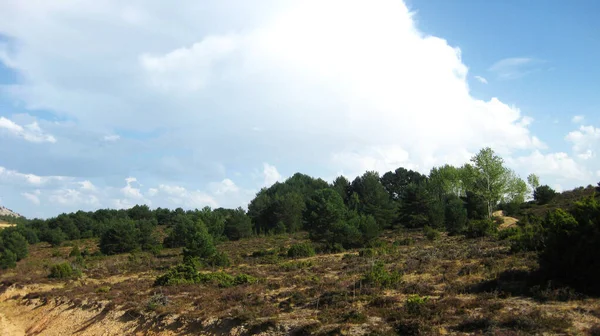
[
  {"x1": 520, "y1": 185, "x2": 599, "y2": 219},
  {"x1": 0, "y1": 206, "x2": 21, "y2": 218}
]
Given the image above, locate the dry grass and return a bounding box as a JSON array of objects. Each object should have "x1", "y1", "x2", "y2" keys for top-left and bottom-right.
[{"x1": 1, "y1": 229, "x2": 600, "y2": 335}]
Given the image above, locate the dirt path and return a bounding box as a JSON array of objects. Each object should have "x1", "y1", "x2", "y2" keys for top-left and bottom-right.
[{"x1": 0, "y1": 311, "x2": 25, "y2": 336}]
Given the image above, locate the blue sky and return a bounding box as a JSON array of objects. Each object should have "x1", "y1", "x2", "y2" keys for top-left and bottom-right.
[{"x1": 0, "y1": 0, "x2": 598, "y2": 218}]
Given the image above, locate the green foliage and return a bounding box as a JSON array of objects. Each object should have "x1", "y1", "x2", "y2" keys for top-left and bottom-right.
[
  {"x1": 406, "y1": 294, "x2": 429, "y2": 315},
  {"x1": 539, "y1": 197, "x2": 600, "y2": 294},
  {"x1": 42, "y1": 228, "x2": 67, "y2": 247},
  {"x1": 163, "y1": 215, "x2": 199, "y2": 248},
  {"x1": 154, "y1": 262, "x2": 257, "y2": 287},
  {"x1": 223, "y1": 208, "x2": 253, "y2": 240},
  {"x1": 445, "y1": 195, "x2": 468, "y2": 234},
  {"x1": 423, "y1": 225, "x2": 440, "y2": 241},
  {"x1": 205, "y1": 251, "x2": 231, "y2": 267},
  {"x1": 99, "y1": 220, "x2": 141, "y2": 255},
  {"x1": 362, "y1": 261, "x2": 402, "y2": 289},
  {"x1": 0, "y1": 228, "x2": 28, "y2": 261},
  {"x1": 69, "y1": 245, "x2": 81, "y2": 257},
  {"x1": 350, "y1": 171, "x2": 396, "y2": 228},
  {"x1": 534, "y1": 185, "x2": 557, "y2": 205},
  {"x1": 287, "y1": 242, "x2": 315, "y2": 258},
  {"x1": 463, "y1": 191, "x2": 488, "y2": 220},
  {"x1": 182, "y1": 224, "x2": 216, "y2": 261},
  {"x1": 279, "y1": 260, "x2": 313, "y2": 271},
  {"x1": 465, "y1": 219, "x2": 497, "y2": 238},
  {"x1": 0, "y1": 249, "x2": 17, "y2": 269},
  {"x1": 48, "y1": 262, "x2": 81, "y2": 279}
]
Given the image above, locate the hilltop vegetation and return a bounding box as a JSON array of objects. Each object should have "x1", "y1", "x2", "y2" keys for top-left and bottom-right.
[{"x1": 2, "y1": 147, "x2": 600, "y2": 334}]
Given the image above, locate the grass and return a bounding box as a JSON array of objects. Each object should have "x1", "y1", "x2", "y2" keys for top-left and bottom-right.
[{"x1": 1, "y1": 228, "x2": 599, "y2": 335}]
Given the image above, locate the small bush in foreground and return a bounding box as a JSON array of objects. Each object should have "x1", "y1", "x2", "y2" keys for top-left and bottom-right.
[
  {"x1": 465, "y1": 219, "x2": 497, "y2": 238},
  {"x1": 423, "y1": 226, "x2": 440, "y2": 241},
  {"x1": 287, "y1": 242, "x2": 315, "y2": 258},
  {"x1": 48, "y1": 262, "x2": 82, "y2": 279},
  {"x1": 362, "y1": 261, "x2": 402, "y2": 289},
  {"x1": 154, "y1": 263, "x2": 257, "y2": 287}
]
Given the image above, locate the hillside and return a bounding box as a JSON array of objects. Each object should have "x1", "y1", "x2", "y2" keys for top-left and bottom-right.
[
  {"x1": 1, "y1": 229, "x2": 600, "y2": 335},
  {"x1": 0, "y1": 206, "x2": 21, "y2": 218},
  {"x1": 520, "y1": 185, "x2": 599, "y2": 219}
]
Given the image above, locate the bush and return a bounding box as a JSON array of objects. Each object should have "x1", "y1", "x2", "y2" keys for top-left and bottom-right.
[
  {"x1": 423, "y1": 226, "x2": 440, "y2": 241},
  {"x1": 205, "y1": 251, "x2": 231, "y2": 267},
  {"x1": 406, "y1": 294, "x2": 429, "y2": 315},
  {"x1": 154, "y1": 263, "x2": 257, "y2": 287},
  {"x1": 99, "y1": 220, "x2": 141, "y2": 255},
  {"x1": 0, "y1": 249, "x2": 17, "y2": 269},
  {"x1": 362, "y1": 261, "x2": 402, "y2": 289},
  {"x1": 69, "y1": 246, "x2": 81, "y2": 258},
  {"x1": 287, "y1": 243, "x2": 316, "y2": 259},
  {"x1": 539, "y1": 198, "x2": 600, "y2": 294},
  {"x1": 147, "y1": 293, "x2": 169, "y2": 311},
  {"x1": 48, "y1": 262, "x2": 81, "y2": 279},
  {"x1": 465, "y1": 219, "x2": 497, "y2": 238}
]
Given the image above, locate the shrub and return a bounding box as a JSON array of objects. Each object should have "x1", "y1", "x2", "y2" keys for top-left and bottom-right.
[
  {"x1": 99, "y1": 220, "x2": 141, "y2": 255},
  {"x1": 362, "y1": 261, "x2": 402, "y2": 289},
  {"x1": 280, "y1": 260, "x2": 313, "y2": 271},
  {"x1": 48, "y1": 262, "x2": 81, "y2": 279},
  {"x1": 394, "y1": 237, "x2": 414, "y2": 246},
  {"x1": 205, "y1": 251, "x2": 231, "y2": 267},
  {"x1": 154, "y1": 263, "x2": 200, "y2": 286},
  {"x1": 406, "y1": 294, "x2": 429, "y2": 315},
  {"x1": 96, "y1": 286, "x2": 111, "y2": 293},
  {"x1": 287, "y1": 243, "x2": 316, "y2": 259},
  {"x1": 539, "y1": 199, "x2": 600, "y2": 294},
  {"x1": 465, "y1": 219, "x2": 497, "y2": 238},
  {"x1": 147, "y1": 293, "x2": 169, "y2": 311},
  {"x1": 423, "y1": 226, "x2": 440, "y2": 241},
  {"x1": 69, "y1": 246, "x2": 81, "y2": 258},
  {"x1": 359, "y1": 248, "x2": 377, "y2": 258},
  {"x1": 0, "y1": 249, "x2": 17, "y2": 269}
]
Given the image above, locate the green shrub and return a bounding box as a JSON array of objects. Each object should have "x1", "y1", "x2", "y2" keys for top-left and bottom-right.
[
  {"x1": 280, "y1": 260, "x2": 313, "y2": 271},
  {"x1": 154, "y1": 263, "x2": 257, "y2": 287},
  {"x1": 362, "y1": 261, "x2": 402, "y2": 289},
  {"x1": 206, "y1": 251, "x2": 231, "y2": 267},
  {"x1": 394, "y1": 237, "x2": 414, "y2": 246},
  {"x1": 359, "y1": 248, "x2": 377, "y2": 258},
  {"x1": 465, "y1": 219, "x2": 497, "y2": 238},
  {"x1": 96, "y1": 286, "x2": 111, "y2": 293},
  {"x1": 406, "y1": 294, "x2": 429, "y2": 315},
  {"x1": 69, "y1": 246, "x2": 81, "y2": 258},
  {"x1": 287, "y1": 242, "x2": 316, "y2": 258},
  {"x1": 146, "y1": 293, "x2": 169, "y2": 311},
  {"x1": 0, "y1": 249, "x2": 17, "y2": 269},
  {"x1": 534, "y1": 185, "x2": 556, "y2": 205},
  {"x1": 423, "y1": 226, "x2": 440, "y2": 241},
  {"x1": 48, "y1": 262, "x2": 82, "y2": 279}
]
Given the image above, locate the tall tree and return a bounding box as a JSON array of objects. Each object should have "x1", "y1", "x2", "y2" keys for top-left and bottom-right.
[
  {"x1": 469, "y1": 147, "x2": 513, "y2": 218},
  {"x1": 428, "y1": 164, "x2": 464, "y2": 200},
  {"x1": 350, "y1": 171, "x2": 396, "y2": 228},
  {"x1": 527, "y1": 174, "x2": 540, "y2": 191}
]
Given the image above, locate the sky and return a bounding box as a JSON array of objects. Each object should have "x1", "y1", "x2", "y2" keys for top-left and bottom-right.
[{"x1": 0, "y1": 0, "x2": 599, "y2": 218}]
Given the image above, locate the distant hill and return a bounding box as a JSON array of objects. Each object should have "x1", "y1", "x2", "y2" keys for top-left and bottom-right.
[
  {"x1": 0, "y1": 205, "x2": 21, "y2": 218},
  {"x1": 520, "y1": 184, "x2": 599, "y2": 218}
]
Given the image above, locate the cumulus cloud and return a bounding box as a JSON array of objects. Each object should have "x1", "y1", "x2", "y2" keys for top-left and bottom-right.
[
  {"x1": 572, "y1": 115, "x2": 585, "y2": 124},
  {"x1": 566, "y1": 125, "x2": 600, "y2": 160},
  {"x1": 0, "y1": 116, "x2": 56, "y2": 143},
  {"x1": 263, "y1": 163, "x2": 282, "y2": 187},
  {"x1": 508, "y1": 150, "x2": 590, "y2": 182},
  {"x1": 0, "y1": 0, "x2": 592, "y2": 216},
  {"x1": 0, "y1": 166, "x2": 70, "y2": 186}
]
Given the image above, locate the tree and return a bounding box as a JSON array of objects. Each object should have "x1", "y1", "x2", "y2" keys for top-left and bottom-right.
[
  {"x1": 99, "y1": 219, "x2": 141, "y2": 255},
  {"x1": 534, "y1": 185, "x2": 557, "y2": 205},
  {"x1": 0, "y1": 249, "x2": 17, "y2": 269},
  {"x1": 183, "y1": 223, "x2": 217, "y2": 262},
  {"x1": 272, "y1": 192, "x2": 306, "y2": 233},
  {"x1": 428, "y1": 164, "x2": 464, "y2": 199},
  {"x1": 0, "y1": 228, "x2": 28, "y2": 261},
  {"x1": 332, "y1": 176, "x2": 351, "y2": 204},
  {"x1": 504, "y1": 172, "x2": 528, "y2": 204},
  {"x1": 304, "y1": 189, "x2": 348, "y2": 244},
  {"x1": 350, "y1": 171, "x2": 396, "y2": 228},
  {"x1": 224, "y1": 208, "x2": 253, "y2": 240},
  {"x1": 381, "y1": 167, "x2": 426, "y2": 202},
  {"x1": 445, "y1": 195, "x2": 468, "y2": 234},
  {"x1": 527, "y1": 174, "x2": 540, "y2": 193},
  {"x1": 469, "y1": 148, "x2": 523, "y2": 218},
  {"x1": 163, "y1": 215, "x2": 198, "y2": 248},
  {"x1": 42, "y1": 228, "x2": 67, "y2": 247},
  {"x1": 398, "y1": 183, "x2": 432, "y2": 228}
]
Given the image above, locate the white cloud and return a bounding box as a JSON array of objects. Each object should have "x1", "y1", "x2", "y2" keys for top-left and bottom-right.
[
  {"x1": 22, "y1": 189, "x2": 41, "y2": 205},
  {"x1": 49, "y1": 188, "x2": 100, "y2": 207},
  {"x1": 474, "y1": 75, "x2": 488, "y2": 84},
  {"x1": 508, "y1": 150, "x2": 590, "y2": 181},
  {"x1": 489, "y1": 57, "x2": 543, "y2": 80},
  {"x1": 571, "y1": 115, "x2": 585, "y2": 124},
  {"x1": 0, "y1": 166, "x2": 70, "y2": 186},
  {"x1": 565, "y1": 125, "x2": 600, "y2": 159},
  {"x1": 263, "y1": 163, "x2": 282, "y2": 187},
  {"x1": 121, "y1": 177, "x2": 144, "y2": 199},
  {"x1": 0, "y1": 116, "x2": 56, "y2": 143},
  {"x1": 0, "y1": 0, "x2": 593, "y2": 216},
  {"x1": 78, "y1": 180, "x2": 96, "y2": 191},
  {"x1": 103, "y1": 134, "x2": 120, "y2": 142}
]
